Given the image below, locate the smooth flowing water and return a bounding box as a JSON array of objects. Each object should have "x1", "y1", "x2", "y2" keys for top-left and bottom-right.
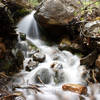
[{"x1": 14, "y1": 11, "x2": 99, "y2": 100}]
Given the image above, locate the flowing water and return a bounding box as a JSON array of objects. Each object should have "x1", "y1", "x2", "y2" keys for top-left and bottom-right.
[{"x1": 14, "y1": 11, "x2": 100, "y2": 100}]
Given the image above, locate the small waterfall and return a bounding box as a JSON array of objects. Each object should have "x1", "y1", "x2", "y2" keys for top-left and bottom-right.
[
  {"x1": 17, "y1": 11, "x2": 39, "y2": 39},
  {"x1": 15, "y1": 11, "x2": 88, "y2": 100}
]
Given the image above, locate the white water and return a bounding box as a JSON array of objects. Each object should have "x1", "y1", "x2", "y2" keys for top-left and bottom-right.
[
  {"x1": 17, "y1": 11, "x2": 39, "y2": 39},
  {"x1": 15, "y1": 11, "x2": 90, "y2": 100}
]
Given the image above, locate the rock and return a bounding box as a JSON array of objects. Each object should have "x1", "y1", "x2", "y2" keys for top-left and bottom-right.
[
  {"x1": 35, "y1": 0, "x2": 80, "y2": 25},
  {"x1": 0, "y1": 42, "x2": 6, "y2": 59},
  {"x1": 35, "y1": 0, "x2": 80, "y2": 37},
  {"x1": 25, "y1": 60, "x2": 38, "y2": 71},
  {"x1": 20, "y1": 32, "x2": 26, "y2": 41},
  {"x1": 16, "y1": 50, "x2": 24, "y2": 66},
  {"x1": 0, "y1": 2, "x2": 16, "y2": 37},
  {"x1": 0, "y1": 2, "x2": 24, "y2": 75},
  {"x1": 51, "y1": 62, "x2": 63, "y2": 72},
  {"x1": 59, "y1": 38, "x2": 83, "y2": 53},
  {"x1": 59, "y1": 38, "x2": 72, "y2": 50},
  {"x1": 84, "y1": 20, "x2": 100, "y2": 38},
  {"x1": 51, "y1": 62, "x2": 64, "y2": 84},
  {"x1": 81, "y1": 20, "x2": 100, "y2": 48},
  {"x1": 33, "y1": 52, "x2": 45, "y2": 62},
  {"x1": 62, "y1": 84, "x2": 87, "y2": 95},
  {"x1": 96, "y1": 55, "x2": 100, "y2": 69},
  {"x1": 80, "y1": 50, "x2": 97, "y2": 66},
  {"x1": 34, "y1": 68, "x2": 51, "y2": 84}
]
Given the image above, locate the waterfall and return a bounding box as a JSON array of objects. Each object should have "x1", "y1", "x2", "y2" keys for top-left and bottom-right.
[
  {"x1": 14, "y1": 11, "x2": 89, "y2": 100},
  {"x1": 17, "y1": 11, "x2": 39, "y2": 39}
]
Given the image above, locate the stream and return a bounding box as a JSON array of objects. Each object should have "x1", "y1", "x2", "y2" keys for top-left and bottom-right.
[{"x1": 13, "y1": 11, "x2": 100, "y2": 100}]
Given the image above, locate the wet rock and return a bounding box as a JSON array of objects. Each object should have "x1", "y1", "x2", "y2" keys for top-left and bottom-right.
[
  {"x1": 62, "y1": 84, "x2": 87, "y2": 95},
  {"x1": 96, "y1": 55, "x2": 100, "y2": 69},
  {"x1": 51, "y1": 62, "x2": 63, "y2": 71},
  {"x1": 51, "y1": 62, "x2": 64, "y2": 84},
  {"x1": 16, "y1": 50, "x2": 24, "y2": 67},
  {"x1": 20, "y1": 32, "x2": 26, "y2": 41},
  {"x1": 25, "y1": 60, "x2": 38, "y2": 71},
  {"x1": 33, "y1": 52, "x2": 45, "y2": 62},
  {"x1": 16, "y1": 41, "x2": 28, "y2": 57},
  {"x1": 34, "y1": 68, "x2": 51, "y2": 84}
]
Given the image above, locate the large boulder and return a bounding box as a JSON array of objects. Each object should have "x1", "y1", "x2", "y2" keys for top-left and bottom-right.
[
  {"x1": 35, "y1": 0, "x2": 80, "y2": 25},
  {"x1": 35, "y1": 0, "x2": 80, "y2": 37}
]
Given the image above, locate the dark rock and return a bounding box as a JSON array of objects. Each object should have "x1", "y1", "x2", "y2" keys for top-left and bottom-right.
[
  {"x1": 34, "y1": 68, "x2": 51, "y2": 84},
  {"x1": 95, "y1": 55, "x2": 100, "y2": 69},
  {"x1": 80, "y1": 50, "x2": 97, "y2": 66},
  {"x1": 33, "y1": 52, "x2": 45, "y2": 62},
  {"x1": 0, "y1": 42, "x2": 6, "y2": 59},
  {"x1": 20, "y1": 32, "x2": 26, "y2": 41},
  {"x1": 16, "y1": 50, "x2": 24, "y2": 67},
  {"x1": 0, "y1": 2, "x2": 25, "y2": 75},
  {"x1": 0, "y1": 2, "x2": 16, "y2": 38},
  {"x1": 59, "y1": 38, "x2": 84, "y2": 53},
  {"x1": 25, "y1": 60, "x2": 38, "y2": 71}
]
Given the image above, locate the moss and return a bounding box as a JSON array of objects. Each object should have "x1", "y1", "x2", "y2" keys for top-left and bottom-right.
[
  {"x1": 13, "y1": 8, "x2": 31, "y2": 23},
  {"x1": 28, "y1": 0, "x2": 39, "y2": 6},
  {"x1": 75, "y1": 53, "x2": 84, "y2": 58},
  {"x1": 13, "y1": 8, "x2": 30, "y2": 18}
]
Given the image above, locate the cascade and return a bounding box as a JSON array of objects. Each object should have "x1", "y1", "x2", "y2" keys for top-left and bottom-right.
[{"x1": 15, "y1": 11, "x2": 88, "y2": 100}]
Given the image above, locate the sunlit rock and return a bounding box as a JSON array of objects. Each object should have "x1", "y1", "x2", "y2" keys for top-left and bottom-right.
[
  {"x1": 35, "y1": 0, "x2": 80, "y2": 25},
  {"x1": 33, "y1": 52, "x2": 46, "y2": 62},
  {"x1": 62, "y1": 84, "x2": 87, "y2": 95},
  {"x1": 35, "y1": 0, "x2": 81, "y2": 38}
]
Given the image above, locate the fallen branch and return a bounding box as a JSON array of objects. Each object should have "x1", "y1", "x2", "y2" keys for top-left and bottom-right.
[
  {"x1": 37, "y1": 76, "x2": 45, "y2": 86},
  {"x1": 92, "y1": 69, "x2": 98, "y2": 83},
  {"x1": 15, "y1": 84, "x2": 43, "y2": 94}
]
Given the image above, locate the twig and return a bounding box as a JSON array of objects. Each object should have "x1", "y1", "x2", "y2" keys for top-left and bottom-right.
[
  {"x1": 92, "y1": 69, "x2": 98, "y2": 83},
  {"x1": 37, "y1": 76, "x2": 45, "y2": 86},
  {"x1": 0, "y1": 72, "x2": 8, "y2": 78},
  {"x1": 15, "y1": 85, "x2": 43, "y2": 94},
  {"x1": 84, "y1": 1, "x2": 99, "y2": 10},
  {"x1": 78, "y1": 0, "x2": 84, "y2": 7}
]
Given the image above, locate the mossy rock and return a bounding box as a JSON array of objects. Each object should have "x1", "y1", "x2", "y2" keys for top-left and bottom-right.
[{"x1": 13, "y1": 8, "x2": 31, "y2": 23}]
